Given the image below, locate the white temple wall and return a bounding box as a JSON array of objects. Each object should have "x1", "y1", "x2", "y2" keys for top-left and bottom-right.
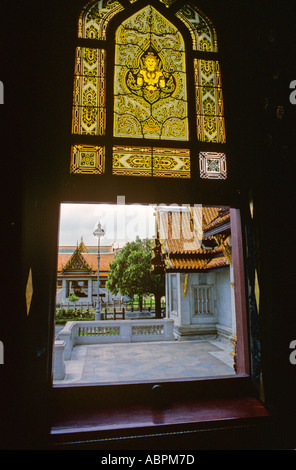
[
  {"x1": 166, "y1": 268, "x2": 235, "y2": 341},
  {"x1": 56, "y1": 278, "x2": 112, "y2": 305}
]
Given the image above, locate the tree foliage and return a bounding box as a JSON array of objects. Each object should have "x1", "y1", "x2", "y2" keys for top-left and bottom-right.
[
  {"x1": 68, "y1": 293, "x2": 80, "y2": 303},
  {"x1": 106, "y1": 237, "x2": 165, "y2": 317}
]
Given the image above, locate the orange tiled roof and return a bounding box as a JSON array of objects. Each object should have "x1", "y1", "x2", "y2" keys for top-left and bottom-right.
[
  {"x1": 158, "y1": 207, "x2": 229, "y2": 253},
  {"x1": 57, "y1": 250, "x2": 115, "y2": 274},
  {"x1": 169, "y1": 255, "x2": 228, "y2": 271},
  {"x1": 57, "y1": 253, "x2": 72, "y2": 271},
  {"x1": 170, "y1": 257, "x2": 210, "y2": 270},
  {"x1": 153, "y1": 206, "x2": 231, "y2": 272},
  {"x1": 206, "y1": 256, "x2": 229, "y2": 269},
  {"x1": 203, "y1": 207, "x2": 230, "y2": 232},
  {"x1": 162, "y1": 211, "x2": 202, "y2": 254},
  {"x1": 82, "y1": 253, "x2": 115, "y2": 272},
  {"x1": 202, "y1": 207, "x2": 221, "y2": 227}
]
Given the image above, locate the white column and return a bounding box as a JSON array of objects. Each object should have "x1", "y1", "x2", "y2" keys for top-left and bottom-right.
[
  {"x1": 88, "y1": 279, "x2": 92, "y2": 303},
  {"x1": 53, "y1": 341, "x2": 66, "y2": 380},
  {"x1": 165, "y1": 273, "x2": 170, "y2": 318},
  {"x1": 177, "y1": 273, "x2": 182, "y2": 320},
  {"x1": 62, "y1": 279, "x2": 67, "y2": 303}
]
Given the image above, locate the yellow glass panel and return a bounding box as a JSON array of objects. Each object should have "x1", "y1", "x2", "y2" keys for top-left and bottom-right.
[
  {"x1": 112, "y1": 146, "x2": 190, "y2": 178},
  {"x1": 72, "y1": 47, "x2": 106, "y2": 135},
  {"x1": 152, "y1": 148, "x2": 190, "y2": 178},
  {"x1": 113, "y1": 146, "x2": 153, "y2": 176},
  {"x1": 114, "y1": 6, "x2": 189, "y2": 141},
  {"x1": 71, "y1": 145, "x2": 105, "y2": 174},
  {"x1": 194, "y1": 59, "x2": 226, "y2": 143}
]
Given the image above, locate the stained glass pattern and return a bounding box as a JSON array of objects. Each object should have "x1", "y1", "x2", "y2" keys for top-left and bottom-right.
[
  {"x1": 113, "y1": 146, "x2": 190, "y2": 177},
  {"x1": 72, "y1": 47, "x2": 106, "y2": 135},
  {"x1": 114, "y1": 6, "x2": 188, "y2": 141},
  {"x1": 113, "y1": 146, "x2": 152, "y2": 176},
  {"x1": 78, "y1": 0, "x2": 124, "y2": 40},
  {"x1": 71, "y1": 2, "x2": 228, "y2": 180},
  {"x1": 71, "y1": 145, "x2": 105, "y2": 174},
  {"x1": 194, "y1": 59, "x2": 226, "y2": 143},
  {"x1": 153, "y1": 147, "x2": 190, "y2": 178},
  {"x1": 176, "y1": 4, "x2": 217, "y2": 52},
  {"x1": 199, "y1": 152, "x2": 227, "y2": 179}
]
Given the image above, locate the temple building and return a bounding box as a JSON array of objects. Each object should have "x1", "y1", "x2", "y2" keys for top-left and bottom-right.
[
  {"x1": 56, "y1": 239, "x2": 118, "y2": 305},
  {"x1": 152, "y1": 206, "x2": 235, "y2": 342}
]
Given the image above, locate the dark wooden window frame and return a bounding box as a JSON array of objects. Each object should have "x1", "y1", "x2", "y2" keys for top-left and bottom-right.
[{"x1": 48, "y1": 1, "x2": 269, "y2": 448}]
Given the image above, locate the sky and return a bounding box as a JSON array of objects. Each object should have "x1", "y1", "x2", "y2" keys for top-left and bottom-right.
[{"x1": 58, "y1": 201, "x2": 157, "y2": 247}]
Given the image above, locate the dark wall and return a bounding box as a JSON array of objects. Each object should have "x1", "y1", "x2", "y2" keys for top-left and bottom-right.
[{"x1": 1, "y1": 0, "x2": 296, "y2": 449}]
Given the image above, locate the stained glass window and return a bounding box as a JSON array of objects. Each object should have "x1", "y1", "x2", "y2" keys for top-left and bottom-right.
[
  {"x1": 113, "y1": 146, "x2": 152, "y2": 177},
  {"x1": 152, "y1": 147, "x2": 190, "y2": 178},
  {"x1": 199, "y1": 152, "x2": 227, "y2": 179},
  {"x1": 194, "y1": 59, "x2": 226, "y2": 143},
  {"x1": 113, "y1": 146, "x2": 190, "y2": 178},
  {"x1": 71, "y1": 144, "x2": 105, "y2": 174},
  {"x1": 78, "y1": 0, "x2": 124, "y2": 40},
  {"x1": 70, "y1": 1, "x2": 228, "y2": 180},
  {"x1": 176, "y1": 4, "x2": 217, "y2": 52},
  {"x1": 72, "y1": 47, "x2": 106, "y2": 135},
  {"x1": 113, "y1": 6, "x2": 188, "y2": 141}
]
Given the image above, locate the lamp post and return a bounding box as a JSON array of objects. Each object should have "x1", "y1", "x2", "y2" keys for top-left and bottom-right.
[{"x1": 93, "y1": 221, "x2": 105, "y2": 320}]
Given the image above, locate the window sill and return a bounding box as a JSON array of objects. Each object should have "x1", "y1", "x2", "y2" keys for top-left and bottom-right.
[{"x1": 49, "y1": 375, "x2": 270, "y2": 449}]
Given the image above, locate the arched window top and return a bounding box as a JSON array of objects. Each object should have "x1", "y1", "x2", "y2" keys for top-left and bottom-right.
[
  {"x1": 116, "y1": 5, "x2": 185, "y2": 51},
  {"x1": 176, "y1": 3, "x2": 218, "y2": 52},
  {"x1": 78, "y1": 0, "x2": 218, "y2": 52},
  {"x1": 78, "y1": 0, "x2": 124, "y2": 40}
]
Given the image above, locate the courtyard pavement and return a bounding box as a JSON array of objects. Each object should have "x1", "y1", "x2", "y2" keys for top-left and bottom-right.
[{"x1": 53, "y1": 338, "x2": 235, "y2": 385}]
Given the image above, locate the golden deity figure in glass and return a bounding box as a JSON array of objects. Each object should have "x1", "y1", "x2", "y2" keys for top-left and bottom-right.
[{"x1": 136, "y1": 52, "x2": 166, "y2": 92}]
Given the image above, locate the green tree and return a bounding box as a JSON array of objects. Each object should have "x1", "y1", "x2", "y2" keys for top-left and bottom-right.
[
  {"x1": 106, "y1": 237, "x2": 165, "y2": 318},
  {"x1": 68, "y1": 293, "x2": 80, "y2": 303}
]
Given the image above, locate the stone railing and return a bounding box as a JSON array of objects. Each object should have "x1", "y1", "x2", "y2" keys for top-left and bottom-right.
[
  {"x1": 53, "y1": 340, "x2": 66, "y2": 380},
  {"x1": 53, "y1": 319, "x2": 174, "y2": 380},
  {"x1": 53, "y1": 319, "x2": 175, "y2": 380}
]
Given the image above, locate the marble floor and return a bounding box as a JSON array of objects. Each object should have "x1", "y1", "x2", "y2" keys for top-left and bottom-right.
[{"x1": 53, "y1": 339, "x2": 235, "y2": 385}]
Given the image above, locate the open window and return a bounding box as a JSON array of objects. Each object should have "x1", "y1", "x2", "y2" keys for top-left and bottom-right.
[{"x1": 52, "y1": 202, "x2": 248, "y2": 386}]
